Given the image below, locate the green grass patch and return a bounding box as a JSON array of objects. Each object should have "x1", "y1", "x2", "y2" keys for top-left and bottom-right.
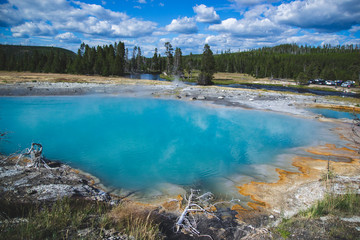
[
  {"x1": 0, "y1": 198, "x2": 112, "y2": 240},
  {"x1": 299, "y1": 192, "x2": 360, "y2": 218},
  {"x1": 274, "y1": 218, "x2": 292, "y2": 239},
  {"x1": 159, "y1": 74, "x2": 173, "y2": 81}
]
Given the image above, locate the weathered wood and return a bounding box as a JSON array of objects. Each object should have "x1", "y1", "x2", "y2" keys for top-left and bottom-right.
[{"x1": 17, "y1": 143, "x2": 50, "y2": 169}]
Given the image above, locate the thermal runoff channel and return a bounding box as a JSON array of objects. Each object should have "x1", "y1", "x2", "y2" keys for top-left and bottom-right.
[{"x1": 0, "y1": 96, "x2": 331, "y2": 191}]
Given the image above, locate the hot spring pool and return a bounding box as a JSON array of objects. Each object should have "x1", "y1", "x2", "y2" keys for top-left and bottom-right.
[
  {"x1": 0, "y1": 96, "x2": 334, "y2": 195},
  {"x1": 307, "y1": 108, "x2": 359, "y2": 119}
]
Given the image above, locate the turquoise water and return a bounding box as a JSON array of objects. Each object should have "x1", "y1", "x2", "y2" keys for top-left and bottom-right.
[
  {"x1": 308, "y1": 108, "x2": 359, "y2": 119},
  {"x1": 0, "y1": 96, "x2": 329, "y2": 192}
]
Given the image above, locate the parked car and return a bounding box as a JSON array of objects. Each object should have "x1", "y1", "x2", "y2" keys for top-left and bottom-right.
[
  {"x1": 313, "y1": 79, "x2": 325, "y2": 85},
  {"x1": 335, "y1": 80, "x2": 343, "y2": 86},
  {"x1": 318, "y1": 79, "x2": 326, "y2": 85},
  {"x1": 325, "y1": 80, "x2": 335, "y2": 86},
  {"x1": 341, "y1": 81, "x2": 354, "y2": 88}
]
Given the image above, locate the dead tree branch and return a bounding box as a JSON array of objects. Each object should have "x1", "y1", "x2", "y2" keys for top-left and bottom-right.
[
  {"x1": 175, "y1": 189, "x2": 240, "y2": 239},
  {"x1": 17, "y1": 143, "x2": 50, "y2": 169}
]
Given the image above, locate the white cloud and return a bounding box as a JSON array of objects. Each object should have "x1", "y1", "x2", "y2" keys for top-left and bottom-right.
[
  {"x1": 11, "y1": 21, "x2": 56, "y2": 38},
  {"x1": 165, "y1": 17, "x2": 198, "y2": 34},
  {"x1": 1, "y1": 0, "x2": 360, "y2": 56},
  {"x1": 193, "y1": 4, "x2": 220, "y2": 23},
  {"x1": 276, "y1": 31, "x2": 345, "y2": 46},
  {"x1": 137, "y1": 0, "x2": 146, "y2": 3},
  {"x1": 349, "y1": 25, "x2": 360, "y2": 33},
  {"x1": 55, "y1": 32, "x2": 81, "y2": 43},
  {"x1": 111, "y1": 19, "x2": 157, "y2": 37},
  {"x1": 273, "y1": 0, "x2": 360, "y2": 32},
  {"x1": 2, "y1": 0, "x2": 157, "y2": 39},
  {"x1": 0, "y1": 2, "x2": 23, "y2": 27},
  {"x1": 164, "y1": 34, "x2": 208, "y2": 54},
  {"x1": 243, "y1": 3, "x2": 273, "y2": 19},
  {"x1": 209, "y1": 17, "x2": 284, "y2": 38}
]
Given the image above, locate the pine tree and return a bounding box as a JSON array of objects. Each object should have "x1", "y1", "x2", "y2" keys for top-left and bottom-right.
[
  {"x1": 114, "y1": 42, "x2": 125, "y2": 75},
  {"x1": 173, "y1": 47, "x2": 183, "y2": 76},
  {"x1": 185, "y1": 52, "x2": 193, "y2": 80},
  {"x1": 136, "y1": 47, "x2": 142, "y2": 72},
  {"x1": 164, "y1": 42, "x2": 173, "y2": 75},
  {"x1": 198, "y1": 44, "x2": 215, "y2": 85},
  {"x1": 151, "y1": 48, "x2": 159, "y2": 72}
]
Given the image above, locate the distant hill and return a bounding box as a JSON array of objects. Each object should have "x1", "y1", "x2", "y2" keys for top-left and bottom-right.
[
  {"x1": 0, "y1": 45, "x2": 76, "y2": 58},
  {"x1": 0, "y1": 44, "x2": 76, "y2": 73}
]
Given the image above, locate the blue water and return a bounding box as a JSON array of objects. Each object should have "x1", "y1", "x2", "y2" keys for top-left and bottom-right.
[
  {"x1": 308, "y1": 108, "x2": 359, "y2": 119},
  {"x1": 0, "y1": 96, "x2": 328, "y2": 191},
  {"x1": 125, "y1": 73, "x2": 166, "y2": 81}
]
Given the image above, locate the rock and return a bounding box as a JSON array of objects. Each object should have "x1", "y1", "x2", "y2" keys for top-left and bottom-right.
[
  {"x1": 218, "y1": 96, "x2": 225, "y2": 99},
  {"x1": 197, "y1": 95, "x2": 206, "y2": 100},
  {"x1": 341, "y1": 216, "x2": 360, "y2": 223}
]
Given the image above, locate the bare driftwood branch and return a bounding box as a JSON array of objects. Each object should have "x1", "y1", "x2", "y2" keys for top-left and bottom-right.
[
  {"x1": 175, "y1": 189, "x2": 240, "y2": 239},
  {"x1": 17, "y1": 143, "x2": 50, "y2": 169}
]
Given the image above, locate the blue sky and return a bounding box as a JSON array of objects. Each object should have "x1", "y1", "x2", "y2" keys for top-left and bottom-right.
[{"x1": 0, "y1": 0, "x2": 359, "y2": 57}]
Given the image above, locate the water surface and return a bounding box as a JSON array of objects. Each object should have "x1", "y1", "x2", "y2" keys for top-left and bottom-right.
[
  {"x1": 308, "y1": 108, "x2": 359, "y2": 119},
  {"x1": 0, "y1": 96, "x2": 333, "y2": 194},
  {"x1": 125, "y1": 73, "x2": 166, "y2": 81}
]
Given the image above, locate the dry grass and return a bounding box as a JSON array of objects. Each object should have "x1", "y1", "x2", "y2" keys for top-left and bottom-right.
[
  {"x1": 0, "y1": 198, "x2": 164, "y2": 240},
  {"x1": 0, "y1": 71, "x2": 169, "y2": 86},
  {"x1": 109, "y1": 201, "x2": 163, "y2": 240}
]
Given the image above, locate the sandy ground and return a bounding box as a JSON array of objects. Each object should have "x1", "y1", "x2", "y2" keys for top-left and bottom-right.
[{"x1": 1, "y1": 72, "x2": 360, "y2": 224}]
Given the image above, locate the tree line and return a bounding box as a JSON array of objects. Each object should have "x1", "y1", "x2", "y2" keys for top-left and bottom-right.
[
  {"x1": 213, "y1": 44, "x2": 360, "y2": 82},
  {"x1": 1, "y1": 43, "x2": 359, "y2": 83}
]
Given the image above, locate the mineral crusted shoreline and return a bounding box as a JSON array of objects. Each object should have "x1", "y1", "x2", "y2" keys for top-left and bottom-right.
[{"x1": 0, "y1": 155, "x2": 116, "y2": 204}]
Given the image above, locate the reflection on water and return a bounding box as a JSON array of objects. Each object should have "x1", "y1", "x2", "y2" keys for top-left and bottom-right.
[{"x1": 0, "y1": 96, "x2": 335, "y2": 196}]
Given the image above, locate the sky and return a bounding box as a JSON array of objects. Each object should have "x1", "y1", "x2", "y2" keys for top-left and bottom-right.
[{"x1": 0, "y1": 0, "x2": 360, "y2": 57}]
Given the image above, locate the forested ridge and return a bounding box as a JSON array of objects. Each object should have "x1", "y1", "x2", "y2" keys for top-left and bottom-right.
[
  {"x1": 1, "y1": 43, "x2": 359, "y2": 82},
  {"x1": 0, "y1": 45, "x2": 75, "y2": 73},
  {"x1": 213, "y1": 44, "x2": 360, "y2": 81}
]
